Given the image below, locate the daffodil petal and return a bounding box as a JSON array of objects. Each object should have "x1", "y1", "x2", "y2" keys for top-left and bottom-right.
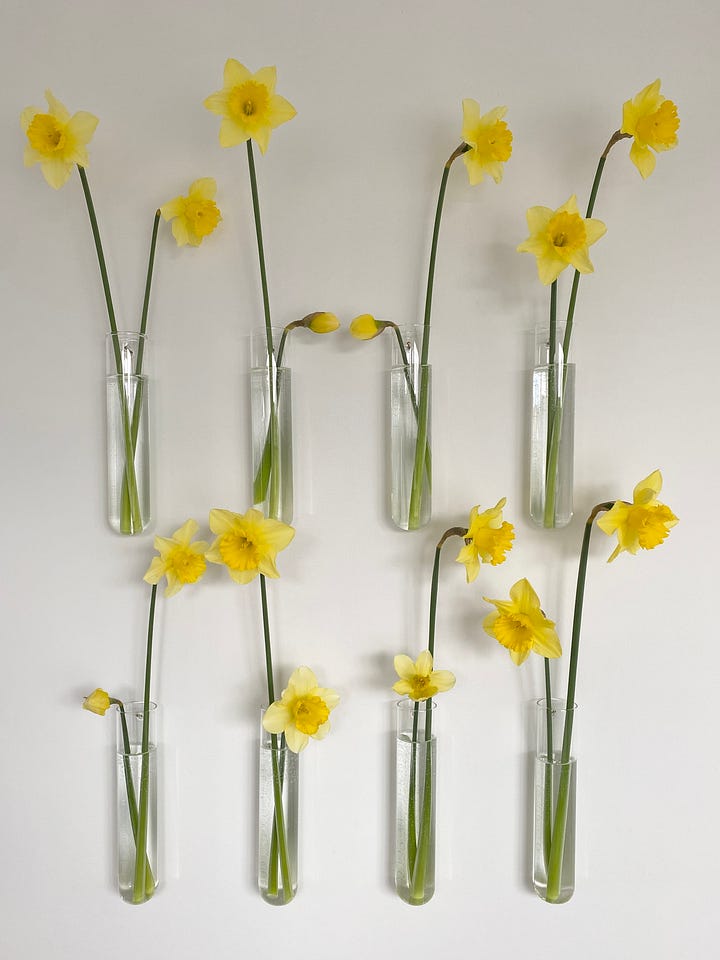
[
  {"x1": 415, "y1": 650, "x2": 433, "y2": 676},
  {"x1": 284, "y1": 726, "x2": 309, "y2": 753},
  {"x1": 393, "y1": 655, "x2": 416, "y2": 680},
  {"x1": 262, "y1": 701, "x2": 291, "y2": 734},
  {"x1": 430, "y1": 670, "x2": 456, "y2": 692},
  {"x1": 288, "y1": 666, "x2": 319, "y2": 698}
]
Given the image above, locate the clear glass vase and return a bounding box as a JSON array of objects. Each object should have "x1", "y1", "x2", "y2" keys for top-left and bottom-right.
[
  {"x1": 258, "y1": 714, "x2": 299, "y2": 905},
  {"x1": 390, "y1": 324, "x2": 431, "y2": 531},
  {"x1": 116, "y1": 701, "x2": 157, "y2": 905},
  {"x1": 251, "y1": 327, "x2": 293, "y2": 523},
  {"x1": 395, "y1": 698, "x2": 436, "y2": 905},
  {"x1": 533, "y1": 698, "x2": 576, "y2": 904},
  {"x1": 529, "y1": 325, "x2": 575, "y2": 529},
  {"x1": 106, "y1": 332, "x2": 151, "y2": 535}
]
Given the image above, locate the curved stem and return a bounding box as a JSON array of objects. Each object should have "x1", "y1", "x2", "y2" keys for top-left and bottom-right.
[
  {"x1": 407, "y1": 143, "x2": 469, "y2": 527},
  {"x1": 545, "y1": 501, "x2": 614, "y2": 901}
]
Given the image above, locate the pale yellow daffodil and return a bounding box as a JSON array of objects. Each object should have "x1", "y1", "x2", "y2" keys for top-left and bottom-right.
[
  {"x1": 204, "y1": 60, "x2": 296, "y2": 154},
  {"x1": 305, "y1": 312, "x2": 340, "y2": 334},
  {"x1": 461, "y1": 100, "x2": 513, "y2": 185},
  {"x1": 143, "y1": 519, "x2": 209, "y2": 597},
  {"x1": 483, "y1": 578, "x2": 561, "y2": 665},
  {"x1": 206, "y1": 508, "x2": 294, "y2": 584},
  {"x1": 159, "y1": 178, "x2": 222, "y2": 247},
  {"x1": 392, "y1": 650, "x2": 456, "y2": 702},
  {"x1": 596, "y1": 469, "x2": 678, "y2": 562},
  {"x1": 621, "y1": 80, "x2": 679, "y2": 180},
  {"x1": 455, "y1": 498, "x2": 515, "y2": 582},
  {"x1": 262, "y1": 666, "x2": 340, "y2": 753},
  {"x1": 517, "y1": 195, "x2": 607, "y2": 286},
  {"x1": 83, "y1": 688, "x2": 112, "y2": 716},
  {"x1": 21, "y1": 90, "x2": 98, "y2": 189}
]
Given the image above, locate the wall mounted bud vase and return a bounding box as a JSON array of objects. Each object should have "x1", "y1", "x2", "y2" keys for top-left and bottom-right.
[
  {"x1": 106, "y1": 332, "x2": 151, "y2": 535},
  {"x1": 395, "y1": 698, "x2": 436, "y2": 904},
  {"x1": 529, "y1": 324, "x2": 575, "y2": 529},
  {"x1": 390, "y1": 324, "x2": 431, "y2": 531},
  {"x1": 116, "y1": 701, "x2": 157, "y2": 904},
  {"x1": 251, "y1": 326, "x2": 293, "y2": 523},
  {"x1": 258, "y1": 712, "x2": 299, "y2": 905}
]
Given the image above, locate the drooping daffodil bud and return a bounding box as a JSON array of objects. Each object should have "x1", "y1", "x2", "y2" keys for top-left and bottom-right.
[
  {"x1": 304, "y1": 312, "x2": 340, "y2": 334},
  {"x1": 349, "y1": 314, "x2": 393, "y2": 341},
  {"x1": 82, "y1": 688, "x2": 112, "y2": 716}
]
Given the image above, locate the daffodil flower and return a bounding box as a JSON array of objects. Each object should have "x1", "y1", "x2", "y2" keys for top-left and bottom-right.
[
  {"x1": 461, "y1": 99, "x2": 513, "y2": 185},
  {"x1": 621, "y1": 80, "x2": 679, "y2": 179},
  {"x1": 160, "y1": 178, "x2": 222, "y2": 247},
  {"x1": 517, "y1": 195, "x2": 607, "y2": 286},
  {"x1": 206, "y1": 508, "x2": 294, "y2": 583},
  {"x1": 143, "y1": 519, "x2": 209, "y2": 597},
  {"x1": 596, "y1": 469, "x2": 678, "y2": 562},
  {"x1": 204, "y1": 60, "x2": 296, "y2": 154},
  {"x1": 21, "y1": 90, "x2": 98, "y2": 189},
  {"x1": 393, "y1": 651, "x2": 456, "y2": 702},
  {"x1": 455, "y1": 498, "x2": 515, "y2": 582},
  {"x1": 483, "y1": 578, "x2": 561, "y2": 665},
  {"x1": 263, "y1": 666, "x2": 340, "y2": 753},
  {"x1": 82, "y1": 688, "x2": 112, "y2": 715}
]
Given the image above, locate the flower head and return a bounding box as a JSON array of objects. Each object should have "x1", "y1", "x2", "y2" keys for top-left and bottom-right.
[
  {"x1": 262, "y1": 666, "x2": 340, "y2": 753},
  {"x1": 206, "y1": 508, "x2": 294, "y2": 584},
  {"x1": 621, "y1": 80, "x2": 679, "y2": 179},
  {"x1": 461, "y1": 100, "x2": 513, "y2": 185},
  {"x1": 349, "y1": 314, "x2": 389, "y2": 340},
  {"x1": 159, "y1": 178, "x2": 221, "y2": 247},
  {"x1": 596, "y1": 470, "x2": 678, "y2": 563},
  {"x1": 456, "y1": 498, "x2": 515, "y2": 582},
  {"x1": 392, "y1": 650, "x2": 456, "y2": 702},
  {"x1": 204, "y1": 60, "x2": 296, "y2": 154},
  {"x1": 21, "y1": 90, "x2": 99, "y2": 189},
  {"x1": 83, "y1": 688, "x2": 111, "y2": 716},
  {"x1": 517, "y1": 195, "x2": 607, "y2": 286},
  {"x1": 143, "y1": 519, "x2": 209, "y2": 597},
  {"x1": 305, "y1": 312, "x2": 340, "y2": 334},
  {"x1": 483, "y1": 579, "x2": 561, "y2": 665}
]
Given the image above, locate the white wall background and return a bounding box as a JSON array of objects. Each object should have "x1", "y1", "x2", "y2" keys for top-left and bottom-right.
[{"x1": 2, "y1": 1, "x2": 717, "y2": 956}]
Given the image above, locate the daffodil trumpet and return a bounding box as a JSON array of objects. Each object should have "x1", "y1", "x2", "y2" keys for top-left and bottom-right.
[{"x1": 544, "y1": 473, "x2": 677, "y2": 902}]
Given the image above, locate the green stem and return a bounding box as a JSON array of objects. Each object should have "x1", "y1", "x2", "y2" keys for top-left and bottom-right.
[
  {"x1": 78, "y1": 166, "x2": 143, "y2": 533},
  {"x1": 260, "y1": 575, "x2": 293, "y2": 902},
  {"x1": 542, "y1": 661, "x2": 553, "y2": 871},
  {"x1": 246, "y1": 141, "x2": 282, "y2": 516},
  {"x1": 132, "y1": 584, "x2": 157, "y2": 903},
  {"x1": 407, "y1": 143, "x2": 469, "y2": 528},
  {"x1": 545, "y1": 502, "x2": 613, "y2": 901}
]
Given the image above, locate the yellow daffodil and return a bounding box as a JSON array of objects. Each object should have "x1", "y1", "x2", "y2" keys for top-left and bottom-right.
[
  {"x1": 392, "y1": 650, "x2": 456, "y2": 702},
  {"x1": 206, "y1": 508, "x2": 294, "y2": 583},
  {"x1": 305, "y1": 311, "x2": 340, "y2": 334},
  {"x1": 262, "y1": 666, "x2": 340, "y2": 753},
  {"x1": 143, "y1": 519, "x2": 209, "y2": 597},
  {"x1": 596, "y1": 469, "x2": 678, "y2": 563},
  {"x1": 621, "y1": 80, "x2": 679, "y2": 180},
  {"x1": 517, "y1": 195, "x2": 607, "y2": 286},
  {"x1": 461, "y1": 99, "x2": 513, "y2": 185},
  {"x1": 204, "y1": 60, "x2": 296, "y2": 154},
  {"x1": 483, "y1": 578, "x2": 561, "y2": 665},
  {"x1": 349, "y1": 314, "x2": 389, "y2": 340},
  {"x1": 21, "y1": 90, "x2": 98, "y2": 190},
  {"x1": 455, "y1": 498, "x2": 515, "y2": 582},
  {"x1": 159, "y1": 178, "x2": 222, "y2": 247},
  {"x1": 83, "y1": 688, "x2": 111, "y2": 716}
]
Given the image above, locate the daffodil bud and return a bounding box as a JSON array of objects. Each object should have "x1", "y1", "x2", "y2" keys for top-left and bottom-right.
[
  {"x1": 349, "y1": 314, "x2": 388, "y2": 341},
  {"x1": 83, "y1": 689, "x2": 112, "y2": 716},
  {"x1": 303, "y1": 312, "x2": 339, "y2": 334}
]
